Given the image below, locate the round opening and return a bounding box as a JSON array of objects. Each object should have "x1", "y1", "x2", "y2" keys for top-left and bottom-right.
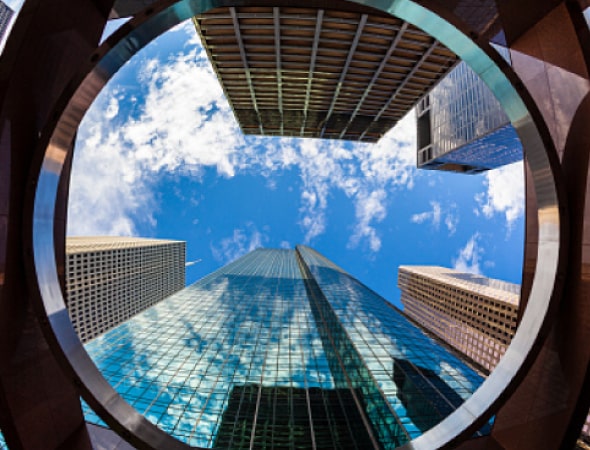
[{"x1": 25, "y1": 1, "x2": 565, "y2": 449}]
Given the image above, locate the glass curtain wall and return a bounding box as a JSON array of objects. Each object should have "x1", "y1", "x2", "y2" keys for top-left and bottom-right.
[{"x1": 83, "y1": 247, "x2": 487, "y2": 448}]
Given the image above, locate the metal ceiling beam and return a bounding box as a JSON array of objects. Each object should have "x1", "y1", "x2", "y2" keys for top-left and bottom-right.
[
  {"x1": 301, "y1": 9, "x2": 324, "y2": 135},
  {"x1": 320, "y1": 13, "x2": 368, "y2": 138},
  {"x1": 230, "y1": 6, "x2": 264, "y2": 134},
  {"x1": 273, "y1": 7, "x2": 283, "y2": 134},
  {"x1": 359, "y1": 38, "x2": 440, "y2": 140},
  {"x1": 339, "y1": 22, "x2": 409, "y2": 137},
  {"x1": 196, "y1": 6, "x2": 457, "y2": 142}
]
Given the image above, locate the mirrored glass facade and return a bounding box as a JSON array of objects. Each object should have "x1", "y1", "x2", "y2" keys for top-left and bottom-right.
[
  {"x1": 416, "y1": 59, "x2": 522, "y2": 174},
  {"x1": 83, "y1": 246, "x2": 486, "y2": 448}
]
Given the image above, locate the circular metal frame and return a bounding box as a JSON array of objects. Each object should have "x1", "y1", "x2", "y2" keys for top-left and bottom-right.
[{"x1": 23, "y1": 0, "x2": 567, "y2": 449}]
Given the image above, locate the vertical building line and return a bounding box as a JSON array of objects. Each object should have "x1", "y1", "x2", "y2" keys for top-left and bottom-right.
[{"x1": 295, "y1": 247, "x2": 401, "y2": 449}]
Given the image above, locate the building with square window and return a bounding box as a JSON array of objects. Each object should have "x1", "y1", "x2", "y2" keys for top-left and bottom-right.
[
  {"x1": 398, "y1": 265, "x2": 520, "y2": 372},
  {"x1": 65, "y1": 236, "x2": 185, "y2": 342},
  {"x1": 398, "y1": 265, "x2": 590, "y2": 445},
  {"x1": 0, "y1": 1, "x2": 13, "y2": 44}
]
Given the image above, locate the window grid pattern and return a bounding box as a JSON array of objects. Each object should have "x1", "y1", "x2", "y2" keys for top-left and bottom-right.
[
  {"x1": 296, "y1": 246, "x2": 486, "y2": 440},
  {"x1": 0, "y1": 2, "x2": 13, "y2": 42},
  {"x1": 195, "y1": 6, "x2": 458, "y2": 142},
  {"x1": 430, "y1": 124, "x2": 522, "y2": 169},
  {"x1": 86, "y1": 249, "x2": 363, "y2": 448},
  {"x1": 296, "y1": 250, "x2": 408, "y2": 448},
  {"x1": 83, "y1": 248, "x2": 486, "y2": 448},
  {"x1": 430, "y1": 62, "x2": 508, "y2": 156},
  {"x1": 66, "y1": 237, "x2": 185, "y2": 342},
  {"x1": 398, "y1": 266, "x2": 519, "y2": 372},
  {"x1": 398, "y1": 265, "x2": 590, "y2": 442},
  {"x1": 416, "y1": 59, "x2": 522, "y2": 172}
]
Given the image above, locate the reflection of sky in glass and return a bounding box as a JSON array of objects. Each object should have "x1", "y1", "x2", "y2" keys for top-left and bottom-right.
[
  {"x1": 427, "y1": 61, "x2": 522, "y2": 169},
  {"x1": 0, "y1": 430, "x2": 5, "y2": 449},
  {"x1": 85, "y1": 249, "x2": 335, "y2": 447},
  {"x1": 434, "y1": 124, "x2": 522, "y2": 169},
  {"x1": 297, "y1": 246, "x2": 485, "y2": 440},
  {"x1": 83, "y1": 247, "x2": 486, "y2": 447}
]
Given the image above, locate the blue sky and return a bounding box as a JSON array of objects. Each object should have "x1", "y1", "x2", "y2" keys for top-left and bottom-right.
[{"x1": 68, "y1": 20, "x2": 525, "y2": 309}]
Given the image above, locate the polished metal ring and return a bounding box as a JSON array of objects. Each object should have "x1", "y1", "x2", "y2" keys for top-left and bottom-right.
[{"x1": 25, "y1": 0, "x2": 567, "y2": 448}]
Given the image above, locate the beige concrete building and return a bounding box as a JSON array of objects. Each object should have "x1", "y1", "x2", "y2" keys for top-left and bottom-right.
[
  {"x1": 65, "y1": 236, "x2": 185, "y2": 342},
  {"x1": 399, "y1": 265, "x2": 590, "y2": 446},
  {"x1": 398, "y1": 266, "x2": 519, "y2": 372}
]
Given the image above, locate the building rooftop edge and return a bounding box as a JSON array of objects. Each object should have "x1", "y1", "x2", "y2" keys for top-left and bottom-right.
[
  {"x1": 66, "y1": 236, "x2": 186, "y2": 253},
  {"x1": 398, "y1": 265, "x2": 520, "y2": 304}
]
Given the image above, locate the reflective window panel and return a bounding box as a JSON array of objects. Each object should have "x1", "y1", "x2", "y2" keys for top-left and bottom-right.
[{"x1": 83, "y1": 247, "x2": 487, "y2": 448}]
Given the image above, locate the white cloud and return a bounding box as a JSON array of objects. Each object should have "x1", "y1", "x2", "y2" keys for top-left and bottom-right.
[
  {"x1": 295, "y1": 114, "x2": 417, "y2": 249},
  {"x1": 411, "y1": 201, "x2": 441, "y2": 227},
  {"x1": 104, "y1": 97, "x2": 119, "y2": 120},
  {"x1": 444, "y1": 210, "x2": 459, "y2": 236},
  {"x1": 411, "y1": 201, "x2": 458, "y2": 235},
  {"x1": 475, "y1": 161, "x2": 524, "y2": 229},
  {"x1": 68, "y1": 122, "x2": 155, "y2": 236},
  {"x1": 69, "y1": 30, "x2": 418, "y2": 252},
  {"x1": 185, "y1": 259, "x2": 202, "y2": 267},
  {"x1": 452, "y1": 233, "x2": 483, "y2": 275},
  {"x1": 279, "y1": 241, "x2": 291, "y2": 249},
  {"x1": 348, "y1": 189, "x2": 387, "y2": 252},
  {"x1": 68, "y1": 38, "x2": 239, "y2": 236},
  {"x1": 211, "y1": 226, "x2": 267, "y2": 264}
]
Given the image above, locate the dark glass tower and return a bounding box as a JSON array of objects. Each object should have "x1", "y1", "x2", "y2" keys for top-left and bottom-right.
[
  {"x1": 415, "y1": 60, "x2": 522, "y2": 174},
  {"x1": 83, "y1": 246, "x2": 486, "y2": 448}
]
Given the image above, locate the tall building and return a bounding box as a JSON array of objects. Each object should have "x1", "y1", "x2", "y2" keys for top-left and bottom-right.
[
  {"x1": 415, "y1": 60, "x2": 522, "y2": 173},
  {"x1": 398, "y1": 265, "x2": 590, "y2": 446},
  {"x1": 398, "y1": 265, "x2": 519, "y2": 372},
  {"x1": 65, "y1": 236, "x2": 185, "y2": 342},
  {"x1": 82, "y1": 246, "x2": 487, "y2": 449},
  {"x1": 193, "y1": 5, "x2": 458, "y2": 142}
]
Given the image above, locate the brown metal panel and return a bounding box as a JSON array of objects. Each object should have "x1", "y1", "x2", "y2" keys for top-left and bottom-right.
[
  {"x1": 452, "y1": 2, "x2": 590, "y2": 449},
  {"x1": 1, "y1": 0, "x2": 587, "y2": 449},
  {"x1": 0, "y1": 0, "x2": 113, "y2": 447}
]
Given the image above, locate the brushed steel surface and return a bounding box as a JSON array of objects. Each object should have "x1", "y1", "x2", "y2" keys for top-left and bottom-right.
[
  {"x1": 24, "y1": 0, "x2": 566, "y2": 449},
  {"x1": 386, "y1": 2, "x2": 565, "y2": 449}
]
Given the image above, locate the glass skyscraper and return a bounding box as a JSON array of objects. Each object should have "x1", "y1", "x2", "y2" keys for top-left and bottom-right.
[
  {"x1": 82, "y1": 246, "x2": 486, "y2": 449},
  {"x1": 415, "y1": 59, "x2": 522, "y2": 174}
]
